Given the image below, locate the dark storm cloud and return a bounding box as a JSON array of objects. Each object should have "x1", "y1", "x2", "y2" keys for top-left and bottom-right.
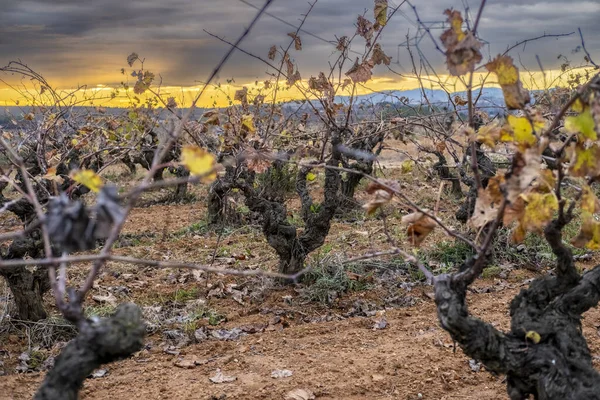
[{"x1": 0, "y1": 0, "x2": 598, "y2": 87}]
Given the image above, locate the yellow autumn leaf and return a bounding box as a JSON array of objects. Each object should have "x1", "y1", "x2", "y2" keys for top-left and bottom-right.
[
  {"x1": 571, "y1": 213, "x2": 600, "y2": 250},
  {"x1": 180, "y1": 145, "x2": 216, "y2": 179},
  {"x1": 476, "y1": 122, "x2": 502, "y2": 148},
  {"x1": 306, "y1": 172, "x2": 317, "y2": 181},
  {"x1": 525, "y1": 330, "x2": 541, "y2": 344},
  {"x1": 564, "y1": 107, "x2": 596, "y2": 140},
  {"x1": 71, "y1": 169, "x2": 103, "y2": 193},
  {"x1": 374, "y1": 0, "x2": 388, "y2": 27},
  {"x1": 570, "y1": 144, "x2": 600, "y2": 178},
  {"x1": 534, "y1": 169, "x2": 556, "y2": 193},
  {"x1": 241, "y1": 114, "x2": 256, "y2": 133},
  {"x1": 401, "y1": 159, "x2": 414, "y2": 174},
  {"x1": 507, "y1": 115, "x2": 537, "y2": 148},
  {"x1": 571, "y1": 98, "x2": 586, "y2": 113},
  {"x1": 581, "y1": 184, "x2": 600, "y2": 214},
  {"x1": 520, "y1": 192, "x2": 558, "y2": 233},
  {"x1": 448, "y1": 10, "x2": 465, "y2": 41},
  {"x1": 485, "y1": 55, "x2": 530, "y2": 109}
]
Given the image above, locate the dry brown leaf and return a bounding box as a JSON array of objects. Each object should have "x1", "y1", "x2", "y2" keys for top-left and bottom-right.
[
  {"x1": 287, "y1": 33, "x2": 302, "y2": 50},
  {"x1": 246, "y1": 150, "x2": 272, "y2": 174},
  {"x1": 346, "y1": 58, "x2": 374, "y2": 83},
  {"x1": 505, "y1": 148, "x2": 541, "y2": 203},
  {"x1": 402, "y1": 212, "x2": 437, "y2": 247},
  {"x1": 356, "y1": 15, "x2": 374, "y2": 45},
  {"x1": 363, "y1": 189, "x2": 392, "y2": 215},
  {"x1": 285, "y1": 389, "x2": 315, "y2": 400},
  {"x1": 440, "y1": 9, "x2": 482, "y2": 76},
  {"x1": 371, "y1": 43, "x2": 391, "y2": 65},
  {"x1": 503, "y1": 195, "x2": 525, "y2": 226},
  {"x1": 234, "y1": 87, "x2": 248, "y2": 105},
  {"x1": 469, "y1": 188, "x2": 500, "y2": 228},
  {"x1": 287, "y1": 70, "x2": 301, "y2": 86},
  {"x1": 268, "y1": 45, "x2": 277, "y2": 60},
  {"x1": 336, "y1": 36, "x2": 349, "y2": 51},
  {"x1": 209, "y1": 369, "x2": 236, "y2": 384},
  {"x1": 365, "y1": 179, "x2": 399, "y2": 194}
]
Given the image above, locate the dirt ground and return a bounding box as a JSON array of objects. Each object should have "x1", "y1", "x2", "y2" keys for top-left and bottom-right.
[
  {"x1": 2, "y1": 158, "x2": 600, "y2": 400},
  {"x1": 3, "y1": 280, "x2": 600, "y2": 400}
]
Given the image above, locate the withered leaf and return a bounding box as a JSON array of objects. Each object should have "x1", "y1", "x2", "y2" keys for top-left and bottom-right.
[
  {"x1": 363, "y1": 189, "x2": 392, "y2": 215},
  {"x1": 127, "y1": 52, "x2": 139, "y2": 67},
  {"x1": 287, "y1": 33, "x2": 302, "y2": 50},
  {"x1": 440, "y1": 9, "x2": 482, "y2": 76},
  {"x1": 234, "y1": 87, "x2": 248, "y2": 105},
  {"x1": 356, "y1": 15, "x2": 374, "y2": 46},
  {"x1": 371, "y1": 44, "x2": 391, "y2": 65},
  {"x1": 287, "y1": 70, "x2": 301, "y2": 86},
  {"x1": 268, "y1": 45, "x2": 277, "y2": 60},
  {"x1": 402, "y1": 212, "x2": 437, "y2": 247},
  {"x1": 336, "y1": 36, "x2": 349, "y2": 51},
  {"x1": 346, "y1": 58, "x2": 374, "y2": 83},
  {"x1": 374, "y1": 0, "x2": 388, "y2": 29},
  {"x1": 505, "y1": 148, "x2": 541, "y2": 203},
  {"x1": 569, "y1": 143, "x2": 600, "y2": 178},
  {"x1": 469, "y1": 188, "x2": 500, "y2": 229},
  {"x1": 485, "y1": 55, "x2": 531, "y2": 110}
]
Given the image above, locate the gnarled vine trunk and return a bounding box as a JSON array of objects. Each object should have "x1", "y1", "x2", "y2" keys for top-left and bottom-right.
[
  {"x1": 0, "y1": 266, "x2": 49, "y2": 322},
  {"x1": 435, "y1": 217, "x2": 600, "y2": 399},
  {"x1": 237, "y1": 131, "x2": 342, "y2": 275},
  {"x1": 35, "y1": 303, "x2": 146, "y2": 400},
  {"x1": 0, "y1": 191, "x2": 50, "y2": 321}
]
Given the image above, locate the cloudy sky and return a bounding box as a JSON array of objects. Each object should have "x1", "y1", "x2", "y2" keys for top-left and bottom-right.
[{"x1": 0, "y1": 0, "x2": 598, "y2": 105}]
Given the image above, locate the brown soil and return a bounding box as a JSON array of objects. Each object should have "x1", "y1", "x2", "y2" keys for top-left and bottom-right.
[
  {"x1": 4, "y1": 277, "x2": 600, "y2": 400},
  {"x1": 1, "y1": 160, "x2": 600, "y2": 400},
  {"x1": 0, "y1": 285, "x2": 523, "y2": 399}
]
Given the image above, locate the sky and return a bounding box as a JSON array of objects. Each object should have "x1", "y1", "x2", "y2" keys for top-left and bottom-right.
[{"x1": 0, "y1": 0, "x2": 598, "y2": 107}]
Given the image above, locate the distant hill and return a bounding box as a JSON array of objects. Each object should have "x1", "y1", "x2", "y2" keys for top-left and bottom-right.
[
  {"x1": 335, "y1": 87, "x2": 514, "y2": 115},
  {"x1": 0, "y1": 87, "x2": 536, "y2": 124}
]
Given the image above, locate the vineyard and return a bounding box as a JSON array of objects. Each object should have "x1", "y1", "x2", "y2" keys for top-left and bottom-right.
[{"x1": 1, "y1": 0, "x2": 600, "y2": 399}]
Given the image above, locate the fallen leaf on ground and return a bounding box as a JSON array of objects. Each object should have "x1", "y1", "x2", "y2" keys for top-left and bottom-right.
[
  {"x1": 92, "y1": 293, "x2": 117, "y2": 307},
  {"x1": 209, "y1": 368, "x2": 237, "y2": 384},
  {"x1": 271, "y1": 369, "x2": 293, "y2": 379},
  {"x1": 372, "y1": 373, "x2": 385, "y2": 382},
  {"x1": 285, "y1": 389, "x2": 315, "y2": 400},
  {"x1": 174, "y1": 359, "x2": 197, "y2": 369},
  {"x1": 90, "y1": 369, "x2": 108, "y2": 378},
  {"x1": 373, "y1": 317, "x2": 388, "y2": 330}
]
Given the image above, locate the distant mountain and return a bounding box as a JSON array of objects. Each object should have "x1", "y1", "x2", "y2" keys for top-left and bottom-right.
[{"x1": 0, "y1": 87, "x2": 536, "y2": 123}]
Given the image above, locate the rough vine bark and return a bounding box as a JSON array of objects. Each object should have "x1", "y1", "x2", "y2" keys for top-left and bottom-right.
[
  {"x1": 0, "y1": 236, "x2": 50, "y2": 321},
  {"x1": 455, "y1": 144, "x2": 496, "y2": 223},
  {"x1": 236, "y1": 131, "x2": 342, "y2": 274},
  {"x1": 207, "y1": 165, "x2": 241, "y2": 226},
  {"x1": 339, "y1": 126, "x2": 385, "y2": 211},
  {"x1": 432, "y1": 150, "x2": 463, "y2": 198},
  {"x1": 435, "y1": 214, "x2": 600, "y2": 399},
  {"x1": 0, "y1": 183, "x2": 50, "y2": 321},
  {"x1": 34, "y1": 304, "x2": 146, "y2": 400}
]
